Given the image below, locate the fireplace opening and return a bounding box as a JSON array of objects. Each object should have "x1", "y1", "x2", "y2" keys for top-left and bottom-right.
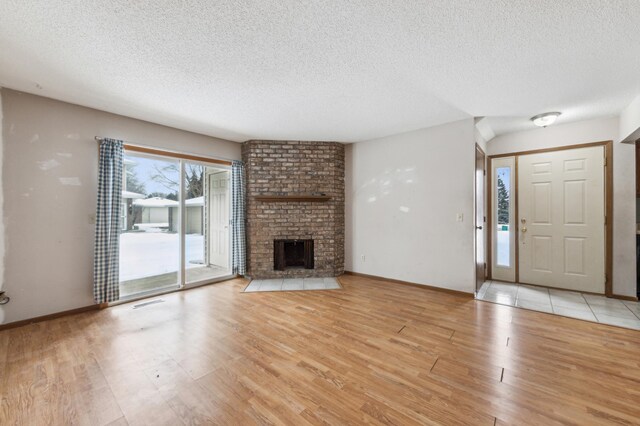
[{"x1": 274, "y1": 239, "x2": 314, "y2": 271}]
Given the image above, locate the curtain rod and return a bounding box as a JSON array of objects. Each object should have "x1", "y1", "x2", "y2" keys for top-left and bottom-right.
[{"x1": 94, "y1": 136, "x2": 237, "y2": 165}]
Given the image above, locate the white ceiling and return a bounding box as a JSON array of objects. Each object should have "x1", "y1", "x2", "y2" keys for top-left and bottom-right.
[{"x1": 1, "y1": 1, "x2": 639, "y2": 142}]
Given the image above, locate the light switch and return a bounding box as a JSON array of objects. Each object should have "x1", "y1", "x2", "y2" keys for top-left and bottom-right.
[{"x1": 456, "y1": 213, "x2": 464, "y2": 222}]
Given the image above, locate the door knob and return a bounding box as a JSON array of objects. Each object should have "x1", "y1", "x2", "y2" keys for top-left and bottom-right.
[
  {"x1": 521, "y1": 227, "x2": 527, "y2": 233},
  {"x1": 475, "y1": 226, "x2": 483, "y2": 230}
]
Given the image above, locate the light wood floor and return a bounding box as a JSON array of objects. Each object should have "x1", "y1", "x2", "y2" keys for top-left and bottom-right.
[{"x1": 1, "y1": 275, "x2": 639, "y2": 425}]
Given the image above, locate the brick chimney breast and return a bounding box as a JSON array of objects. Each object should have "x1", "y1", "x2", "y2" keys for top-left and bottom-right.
[{"x1": 242, "y1": 140, "x2": 345, "y2": 279}]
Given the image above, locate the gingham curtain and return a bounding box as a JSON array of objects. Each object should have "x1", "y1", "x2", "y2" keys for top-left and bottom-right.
[
  {"x1": 231, "y1": 160, "x2": 246, "y2": 275},
  {"x1": 93, "y1": 138, "x2": 124, "y2": 303}
]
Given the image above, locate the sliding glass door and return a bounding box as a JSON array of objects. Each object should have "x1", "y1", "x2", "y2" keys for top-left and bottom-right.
[{"x1": 119, "y1": 152, "x2": 231, "y2": 300}]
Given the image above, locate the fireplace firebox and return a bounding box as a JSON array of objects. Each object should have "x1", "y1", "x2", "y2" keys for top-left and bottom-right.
[{"x1": 274, "y1": 239, "x2": 314, "y2": 271}]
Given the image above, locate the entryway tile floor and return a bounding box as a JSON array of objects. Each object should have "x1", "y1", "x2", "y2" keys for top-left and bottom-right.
[
  {"x1": 477, "y1": 281, "x2": 640, "y2": 330},
  {"x1": 243, "y1": 277, "x2": 342, "y2": 293}
]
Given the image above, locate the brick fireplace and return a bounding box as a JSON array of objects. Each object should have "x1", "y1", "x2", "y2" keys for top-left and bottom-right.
[{"x1": 242, "y1": 140, "x2": 345, "y2": 279}]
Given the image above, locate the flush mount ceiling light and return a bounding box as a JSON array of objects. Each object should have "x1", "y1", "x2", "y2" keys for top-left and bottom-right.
[{"x1": 531, "y1": 112, "x2": 561, "y2": 127}]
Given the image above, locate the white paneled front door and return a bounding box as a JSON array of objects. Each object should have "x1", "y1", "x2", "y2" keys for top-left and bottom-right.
[{"x1": 518, "y1": 146, "x2": 605, "y2": 293}]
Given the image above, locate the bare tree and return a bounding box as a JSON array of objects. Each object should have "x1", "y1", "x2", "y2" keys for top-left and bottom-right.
[
  {"x1": 150, "y1": 163, "x2": 179, "y2": 193},
  {"x1": 151, "y1": 163, "x2": 204, "y2": 198}
]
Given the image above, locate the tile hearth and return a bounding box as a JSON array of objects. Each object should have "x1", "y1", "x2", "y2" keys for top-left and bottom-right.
[{"x1": 244, "y1": 277, "x2": 341, "y2": 293}]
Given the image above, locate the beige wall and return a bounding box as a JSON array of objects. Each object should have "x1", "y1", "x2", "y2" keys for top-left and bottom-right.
[
  {"x1": 487, "y1": 116, "x2": 636, "y2": 298},
  {"x1": 0, "y1": 89, "x2": 241, "y2": 324},
  {"x1": 620, "y1": 94, "x2": 640, "y2": 143},
  {"x1": 345, "y1": 119, "x2": 477, "y2": 293}
]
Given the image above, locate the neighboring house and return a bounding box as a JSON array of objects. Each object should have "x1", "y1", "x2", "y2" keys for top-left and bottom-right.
[
  {"x1": 120, "y1": 156, "x2": 206, "y2": 233},
  {"x1": 133, "y1": 197, "x2": 179, "y2": 231},
  {"x1": 125, "y1": 197, "x2": 205, "y2": 233},
  {"x1": 121, "y1": 157, "x2": 144, "y2": 231},
  {"x1": 169, "y1": 196, "x2": 204, "y2": 234},
  {"x1": 121, "y1": 190, "x2": 144, "y2": 231},
  {"x1": 121, "y1": 157, "x2": 203, "y2": 233},
  {"x1": 186, "y1": 196, "x2": 204, "y2": 234}
]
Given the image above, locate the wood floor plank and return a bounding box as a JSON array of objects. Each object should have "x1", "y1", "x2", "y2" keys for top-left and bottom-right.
[{"x1": 1, "y1": 275, "x2": 640, "y2": 425}]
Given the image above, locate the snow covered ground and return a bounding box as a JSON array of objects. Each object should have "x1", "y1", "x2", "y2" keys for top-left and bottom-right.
[
  {"x1": 119, "y1": 231, "x2": 205, "y2": 281},
  {"x1": 496, "y1": 229, "x2": 509, "y2": 267}
]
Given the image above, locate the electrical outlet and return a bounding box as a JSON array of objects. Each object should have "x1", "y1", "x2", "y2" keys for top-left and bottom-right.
[
  {"x1": 456, "y1": 213, "x2": 464, "y2": 222},
  {"x1": 361, "y1": 255, "x2": 366, "y2": 262}
]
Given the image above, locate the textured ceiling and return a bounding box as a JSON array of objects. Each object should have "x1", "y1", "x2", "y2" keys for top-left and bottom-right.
[{"x1": 1, "y1": 1, "x2": 639, "y2": 142}]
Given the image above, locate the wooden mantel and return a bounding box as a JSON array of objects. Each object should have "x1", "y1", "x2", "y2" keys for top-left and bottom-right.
[{"x1": 254, "y1": 195, "x2": 332, "y2": 202}]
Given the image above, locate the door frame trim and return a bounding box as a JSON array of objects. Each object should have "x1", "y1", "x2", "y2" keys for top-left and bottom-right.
[
  {"x1": 486, "y1": 140, "x2": 613, "y2": 297},
  {"x1": 474, "y1": 143, "x2": 487, "y2": 292}
]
